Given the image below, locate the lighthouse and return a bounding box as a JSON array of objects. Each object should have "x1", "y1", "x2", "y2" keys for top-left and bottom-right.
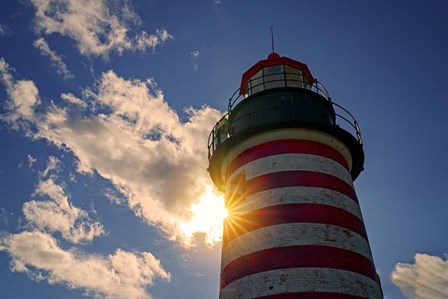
[{"x1": 208, "y1": 53, "x2": 383, "y2": 299}]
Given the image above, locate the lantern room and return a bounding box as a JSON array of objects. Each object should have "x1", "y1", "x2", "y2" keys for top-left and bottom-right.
[{"x1": 240, "y1": 52, "x2": 315, "y2": 97}]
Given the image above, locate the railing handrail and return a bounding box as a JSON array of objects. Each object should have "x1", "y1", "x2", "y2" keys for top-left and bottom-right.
[
  {"x1": 208, "y1": 82, "x2": 363, "y2": 160},
  {"x1": 229, "y1": 72, "x2": 331, "y2": 111},
  {"x1": 332, "y1": 101, "x2": 363, "y2": 144}
]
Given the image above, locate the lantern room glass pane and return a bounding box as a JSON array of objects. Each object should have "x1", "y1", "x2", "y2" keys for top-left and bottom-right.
[
  {"x1": 263, "y1": 65, "x2": 284, "y2": 75},
  {"x1": 285, "y1": 65, "x2": 303, "y2": 88},
  {"x1": 263, "y1": 65, "x2": 285, "y2": 90},
  {"x1": 248, "y1": 70, "x2": 263, "y2": 95}
]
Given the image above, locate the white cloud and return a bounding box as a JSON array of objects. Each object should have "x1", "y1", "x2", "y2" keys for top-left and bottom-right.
[
  {"x1": 391, "y1": 253, "x2": 448, "y2": 299},
  {"x1": 190, "y1": 50, "x2": 200, "y2": 71},
  {"x1": 31, "y1": 0, "x2": 172, "y2": 57},
  {"x1": 135, "y1": 28, "x2": 173, "y2": 53},
  {"x1": 7, "y1": 80, "x2": 40, "y2": 120},
  {"x1": 119, "y1": 3, "x2": 142, "y2": 26},
  {"x1": 0, "y1": 24, "x2": 11, "y2": 37},
  {"x1": 33, "y1": 38, "x2": 73, "y2": 79},
  {"x1": 0, "y1": 231, "x2": 170, "y2": 299},
  {"x1": 0, "y1": 57, "x2": 40, "y2": 125},
  {"x1": 28, "y1": 154, "x2": 37, "y2": 168},
  {"x1": 0, "y1": 207, "x2": 8, "y2": 226},
  {"x1": 190, "y1": 50, "x2": 199, "y2": 58},
  {"x1": 23, "y1": 178, "x2": 105, "y2": 244},
  {"x1": 104, "y1": 188, "x2": 126, "y2": 205},
  {"x1": 61, "y1": 92, "x2": 87, "y2": 108},
  {"x1": 0, "y1": 57, "x2": 14, "y2": 87},
  {"x1": 22, "y1": 155, "x2": 104, "y2": 244},
  {"x1": 40, "y1": 156, "x2": 60, "y2": 178}
]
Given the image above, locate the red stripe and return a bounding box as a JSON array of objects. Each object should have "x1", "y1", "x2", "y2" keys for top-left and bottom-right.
[
  {"x1": 257, "y1": 293, "x2": 369, "y2": 299},
  {"x1": 220, "y1": 245, "x2": 378, "y2": 289},
  {"x1": 228, "y1": 139, "x2": 349, "y2": 177},
  {"x1": 243, "y1": 170, "x2": 357, "y2": 202},
  {"x1": 223, "y1": 203, "x2": 367, "y2": 244}
]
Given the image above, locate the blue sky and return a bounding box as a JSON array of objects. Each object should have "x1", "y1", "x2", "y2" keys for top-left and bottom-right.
[{"x1": 0, "y1": 1, "x2": 447, "y2": 298}]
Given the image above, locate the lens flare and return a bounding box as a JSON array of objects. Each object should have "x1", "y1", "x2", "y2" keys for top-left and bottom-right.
[{"x1": 179, "y1": 186, "x2": 227, "y2": 246}]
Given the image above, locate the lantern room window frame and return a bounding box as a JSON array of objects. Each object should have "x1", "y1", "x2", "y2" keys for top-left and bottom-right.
[
  {"x1": 240, "y1": 53, "x2": 315, "y2": 97},
  {"x1": 244, "y1": 64, "x2": 312, "y2": 97}
]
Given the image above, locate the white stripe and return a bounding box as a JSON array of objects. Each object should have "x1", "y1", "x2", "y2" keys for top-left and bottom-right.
[
  {"x1": 235, "y1": 186, "x2": 362, "y2": 219},
  {"x1": 221, "y1": 223, "x2": 373, "y2": 268},
  {"x1": 220, "y1": 128, "x2": 354, "y2": 183},
  {"x1": 228, "y1": 153, "x2": 353, "y2": 187},
  {"x1": 220, "y1": 268, "x2": 382, "y2": 299}
]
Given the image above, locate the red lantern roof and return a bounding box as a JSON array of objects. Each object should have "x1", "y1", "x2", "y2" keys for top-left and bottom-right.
[{"x1": 240, "y1": 53, "x2": 315, "y2": 95}]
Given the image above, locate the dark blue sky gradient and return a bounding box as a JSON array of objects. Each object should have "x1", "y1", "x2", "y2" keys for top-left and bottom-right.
[{"x1": 1, "y1": 1, "x2": 448, "y2": 298}]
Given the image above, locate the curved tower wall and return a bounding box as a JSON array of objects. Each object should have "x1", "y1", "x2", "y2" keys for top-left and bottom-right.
[{"x1": 219, "y1": 128, "x2": 382, "y2": 298}]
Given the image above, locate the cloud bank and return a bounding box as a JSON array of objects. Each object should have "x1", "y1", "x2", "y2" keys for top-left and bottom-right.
[
  {"x1": 0, "y1": 153, "x2": 171, "y2": 298},
  {"x1": 391, "y1": 253, "x2": 448, "y2": 299},
  {"x1": 30, "y1": 0, "x2": 172, "y2": 57},
  {"x1": 0, "y1": 56, "x2": 223, "y2": 246},
  {"x1": 0, "y1": 231, "x2": 170, "y2": 299}
]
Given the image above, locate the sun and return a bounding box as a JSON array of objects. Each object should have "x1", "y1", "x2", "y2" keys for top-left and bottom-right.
[{"x1": 179, "y1": 186, "x2": 227, "y2": 246}]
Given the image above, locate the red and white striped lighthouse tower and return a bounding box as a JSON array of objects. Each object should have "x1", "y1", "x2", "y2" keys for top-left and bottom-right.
[{"x1": 208, "y1": 53, "x2": 383, "y2": 299}]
